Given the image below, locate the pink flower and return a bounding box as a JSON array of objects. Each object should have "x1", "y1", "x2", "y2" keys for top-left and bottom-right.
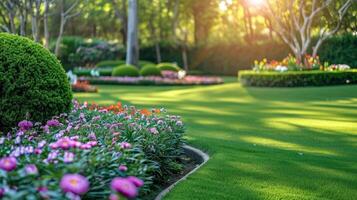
[
  {"x1": 127, "y1": 176, "x2": 144, "y2": 188},
  {"x1": 60, "y1": 174, "x2": 90, "y2": 195},
  {"x1": 34, "y1": 148, "x2": 42, "y2": 154},
  {"x1": 118, "y1": 165, "x2": 127, "y2": 172},
  {"x1": 18, "y1": 120, "x2": 33, "y2": 131},
  {"x1": 47, "y1": 119, "x2": 60, "y2": 127},
  {"x1": 120, "y1": 142, "x2": 132, "y2": 149},
  {"x1": 0, "y1": 157, "x2": 17, "y2": 172},
  {"x1": 88, "y1": 132, "x2": 97, "y2": 140},
  {"x1": 109, "y1": 194, "x2": 119, "y2": 200},
  {"x1": 64, "y1": 152, "x2": 75, "y2": 163},
  {"x1": 37, "y1": 187, "x2": 49, "y2": 199},
  {"x1": 87, "y1": 141, "x2": 97, "y2": 147},
  {"x1": 110, "y1": 177, "x2": 138, "y2": 198},
  {"x1": 25, "y1": 164, "x2": 38, "y2": 175},
  {"x1": 149, "y1": 127, "x2": 159, "y2": 135},
  {"x1": 80, "y1": 144, "x2": 92, "y2": 150}
]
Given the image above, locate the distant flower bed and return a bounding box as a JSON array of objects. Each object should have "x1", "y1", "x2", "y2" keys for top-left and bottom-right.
[
  {"x1": 253, "y1": 54, "x2": 351, "y2": 72},
  {"x1": 0, "y1": 101, "x2": 185, "y2": 199},
  {"x1": 72, "y1": 81, "x2": 98, "y2": 93},
  {"x1": 79, "y1": 75, "x2": 223, "y2": 86}
]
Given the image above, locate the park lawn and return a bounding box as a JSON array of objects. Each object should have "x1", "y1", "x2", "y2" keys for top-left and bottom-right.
[{"x1": 74, "y1": 78, "x2": 357, "y2": 200}]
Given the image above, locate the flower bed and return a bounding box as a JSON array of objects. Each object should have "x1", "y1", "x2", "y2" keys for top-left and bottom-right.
[
  {"x1": 0, "y1": 101, "x2": 185, "y2": 199},
  {"x1": 79, "y1": 76, "x2": 223, "y2": 86},
  {"x1": 239, "y1": 70, "x2": 357, "y2": 87},
  {"x1": 72, "y1": 81, "x2": 98, "y2": 93}
]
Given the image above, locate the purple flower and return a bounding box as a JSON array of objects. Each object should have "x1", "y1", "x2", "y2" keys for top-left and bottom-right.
[
  {"x1": 92, "y1": 116, "x2": 101, "y2": 121},
  {"x1": 110, "y1": 177, "x2": 138, "y2": 198},
  {"x1": 118, "y1": 165, "x2": 127, "y2": 172},
  {"x1": 88, "y1": 132, "x2": 97, "y2": 140},
  {"x1": 0, "y1": 188, "x2": 4, "y2": 198},
  {"x1": 25, "y1": 164, "x2": 38, "y2": 175},
  {"x1": 60, "y1": 174, "x2": 90, "y2": 195},
  {"x1": 47, "y1": 119, "x2": 60, "y2": 127},
  {"x1": 25, "y1": 146, "x2": 34, "y2": 154},
  {"x1": 14, "y1": 136, "x2": 21, "y2": 144},
  {"x1": 127, "y1": 176, "x2": 144, "y2": 188},
  {"x1": 64, "y1": 152, "x2": 75, "y2": 163},
  {"x1": 0, "y1": 137, "x2": 5, "y2": 144},
  {"x1": 18, "y1": 120, "x2": 33, "y2": 131},
  {"x1": 38, "y1": 140, "x2": 47, "y2": 148},
  {"x1": 149, "y1": 127, "x2": 159, "y2": 135},
  {"x1": 0, "y1": 157, "x2": 17, "y2": 172},
  {"x1": 120, "y1": 142, "x2": 132, "y2": 149},
  {"x1": 176, "y1": 121, "x2": 183, "y2": 126}
]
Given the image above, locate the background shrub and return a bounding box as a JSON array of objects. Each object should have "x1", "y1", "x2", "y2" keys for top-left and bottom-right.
[
  {"x1": 157, "y1": 62, "x2": 181, "y2": 72},
  {"x1": 112, "y1": 64, "x2": 140, "y2": 77},
  {"x1": 140, "y1": 65, "x2": 162, "y2": 76},
  {"x1": 96, "y1": 60, "x2": 126, "y2": 68},
  {"x1": 0, "y1": 33, "x2": 72, "y2": 130},
  {"x1": 310, "y1": 34, "x2": 357, "y2": 68},
  {"x1": 138, "y1": 60, "x2": 155, "y2": 68},
  {"x1": 239, "y1": 70, "x2": 357, "y2": 87}
]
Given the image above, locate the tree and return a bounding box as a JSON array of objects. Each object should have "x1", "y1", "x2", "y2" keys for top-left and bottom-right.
[
  {"x1": 263, "y1": 0, "x2": 355, "y2": 63},
  {"x1": 126, "y1": 0, "x2": 139, "y2": 66},
  {"x1": 55, "y1": 0, "x2": 81, "y2": 56}
]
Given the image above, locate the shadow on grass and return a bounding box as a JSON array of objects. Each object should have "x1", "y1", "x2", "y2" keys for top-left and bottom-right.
[{"x1": 75, "y1": 83, "x2": 357, "y2": 200}]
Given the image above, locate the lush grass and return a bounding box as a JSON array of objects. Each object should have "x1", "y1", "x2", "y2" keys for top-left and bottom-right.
[{"x1": 74, "y1": 77, "x2": 357, "y2": 200}]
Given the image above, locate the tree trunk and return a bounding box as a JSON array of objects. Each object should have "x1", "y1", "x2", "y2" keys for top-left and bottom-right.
[
  {"x1": 155, "y1": 42, "x2": 161, "y2": 63},
  {"x1": 44, "y1": 0, "x2": 50, "y2": 49},
  {"x1": 55, "y1": 15, "x2": 66, "y2": 57},
  {"x1": 126, "y1": 0, "x2": 139, "y2": 66}
]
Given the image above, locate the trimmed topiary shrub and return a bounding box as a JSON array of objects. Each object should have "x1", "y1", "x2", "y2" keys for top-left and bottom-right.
[
  {"x1": 239, "y1": 70, "x2": 357, "y2": 87},
  {"x1": 157, "y1": 62, "x2": 181, "y2": 72},
  {"x1": 112, "y1": 64, "x2": 140, "y2": 77},
  {"x1": 140, "y1": 65, "x2": 162, "y2": 77},
  {"x1": 96, "y1": 60, "x2": 126, "y2": 68},
  {"x1": 0, "y1": 33, "x2": 72, "y2": 130}
]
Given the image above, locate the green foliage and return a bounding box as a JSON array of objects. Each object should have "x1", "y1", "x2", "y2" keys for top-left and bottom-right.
[
  {"x1": 140, "y1": 65, "x2": 162, "y2": 76},
  {"x1": 157, "y1": 62, "x2": 181, "y2": 72},
  {"x1": 0, "y1": 33, "x2": 72, "y2": 130},
  {"x1": 311, "y1": 34, "x2": 357, "y2": 68},
  {"x1": 96, "y1": 60, "x2": 126, "y2": 68},
  {"x1": 112, "y1": 64, "x2": 140, "y2": 77},
  {"x1": 239, "y1": 70, "x2": 357, "y2": 87},
  {"x1": 138, "y1": 60, "x2": 155, "y2": 68},
  {"x1": 73, "y1": 68, "x2": 113, "y2": 77},
  {"x1": 51, "y1": 36, "x2": 122, "y2": 71}
]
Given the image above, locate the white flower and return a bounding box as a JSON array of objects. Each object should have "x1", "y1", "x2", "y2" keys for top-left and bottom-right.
[
  {"x1": 178, "y1": 70, "x2": 186, "y2": 79},
  {"x1": 275, "y1": 65, "x2": 288, "y2": 72}
]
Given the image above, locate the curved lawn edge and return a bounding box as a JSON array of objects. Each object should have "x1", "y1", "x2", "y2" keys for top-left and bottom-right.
[{"x1": 155, "y1": 145, "x2": 210, "y2": 200}]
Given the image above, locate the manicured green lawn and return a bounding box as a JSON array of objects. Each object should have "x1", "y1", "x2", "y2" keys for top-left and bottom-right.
[{"x1": 75, "y1": 78, "x2": 357, "y2": 200}]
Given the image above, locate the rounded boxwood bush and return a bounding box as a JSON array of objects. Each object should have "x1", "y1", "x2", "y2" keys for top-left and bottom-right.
[
  {"x1": 157, "y1": 62, "x2": 181, "y2": 72},
  {"x1": 0, "y1": 33, "x2": 72, "y2": 130},
  {"x1": 140, "y1": 65, "x2": 162, "y2": 76},
  {"x1": 112, "y1": 64, "x2": 140, "y2": 77},
  {"x1": 96, "y1": 60, "x2": 126, "y2": 68}
]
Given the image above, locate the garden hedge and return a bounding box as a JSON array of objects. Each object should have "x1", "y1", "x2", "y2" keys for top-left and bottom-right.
[
  {"x1": 96, "y1": 60, "x2": 126, "y2": 68},
  {"x1": 140, "y1": 65, "x2": 162, "y2": 76},
  {"x1": 112, "y1": 64, "x2": 140, "y2": 77},
  {"x1": 239, "y1": 70, "x2": 357, "y2": 87},
  {"x1": 0, "y1": 33, "x2": 72, "y2": 130},
  {"x1": 157, "y1": 63, "x2": 181, "y2": 72}
]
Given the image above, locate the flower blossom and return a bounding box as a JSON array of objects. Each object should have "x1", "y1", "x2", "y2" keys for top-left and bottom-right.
[
  {"x1": 0, "y1": 157, "x2": 17, "y2": 172},
  {"x1": 60, "y1": 174, "x2": 89, "y2": 195}
]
